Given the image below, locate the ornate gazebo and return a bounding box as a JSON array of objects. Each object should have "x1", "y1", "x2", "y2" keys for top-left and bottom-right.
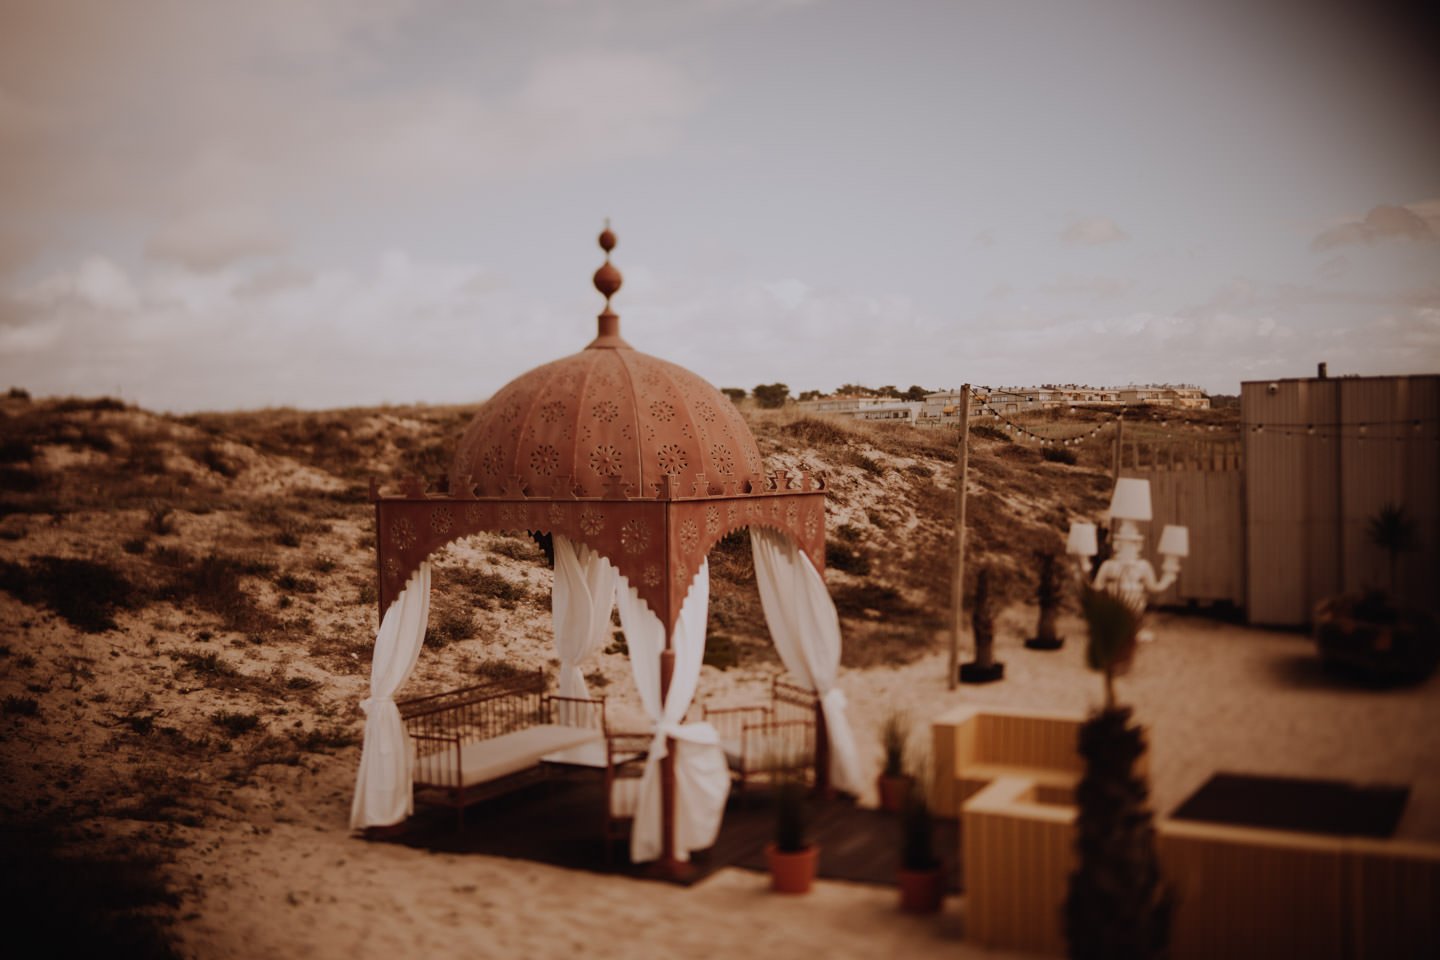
[{"x1": 351, "y1": 227, "x2": 861, "y2": 871}]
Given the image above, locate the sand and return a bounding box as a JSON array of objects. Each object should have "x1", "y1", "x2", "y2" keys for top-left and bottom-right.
[{"x1": 147, "y1": 608, "x2": 1440, "y2": 959}]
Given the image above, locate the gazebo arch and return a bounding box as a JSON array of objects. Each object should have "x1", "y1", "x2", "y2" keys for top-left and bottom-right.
[{"x1": 351, "y1": 227, "x2": 861, "y2": 873}]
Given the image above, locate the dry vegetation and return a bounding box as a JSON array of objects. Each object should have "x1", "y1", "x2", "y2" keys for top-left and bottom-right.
[{"x1": 0, "y1": 390, "x2": 1236, "y2": 953}]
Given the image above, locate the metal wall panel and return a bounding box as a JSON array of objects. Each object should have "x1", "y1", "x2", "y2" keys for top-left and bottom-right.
[{"x1": 1244, "y1": 374, "x2": 1440, "y2": 626}]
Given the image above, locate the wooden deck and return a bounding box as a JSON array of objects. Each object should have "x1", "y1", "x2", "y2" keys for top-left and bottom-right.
[{"x1": 368, "y1": 778, "x2": 960, "y2": 890}]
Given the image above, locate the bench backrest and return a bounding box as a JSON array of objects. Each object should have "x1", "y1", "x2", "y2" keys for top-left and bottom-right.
[
  {"x1": 399, "y1": 671, "x2": 549, "y2": 749},
  {"x1": 971, "y1": 712, "x2": 1083, "y2": 773}
]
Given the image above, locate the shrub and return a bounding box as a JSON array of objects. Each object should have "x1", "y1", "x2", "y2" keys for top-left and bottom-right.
[
  {"x1": 826, "y1": 541, "x2": 871, "y2": 576},
  {"x1": 159, "y1": 552, "x2": 277, "y2": 634},
  {"x1": 3, "y1": 695, "x2": 39, "y2": 716},
  {"x1": 175, "y1": 651, "x2": 237, "y2": 678},
  {"x1": 0, "y1": 438, "x2": 35, "y2": 463},
  {"x1": 196, "y1": 444, "x2": 242, "y2": 479},
  {"x1": 295, "y1": 726, "x2": 357, "y2": 752},
  {"x1": 274, "y1": 572, "x2": 318, "y2": 594},
  {"x1": 832, "y1": 582, "x2": 911, "y2": 620},
  {"x1": 472, "y1": 659, "x2": 526, "y2": 682},
  {"x1": 844, "y1": 450, "x2": 885, "y2": 476},
  {"x1": 122, "y1": 537, "x2": 148, "y2": 555},
  {"x1": 970, "y1": 424, "x2": 1011, "y2": 443},
  {"x1": 0, "y1": 467, "x2": 41, "y2": 493},
  {"x1": 702, "y1": 633, "x2": 741, "y2": 670},
  {"x1": 0, "y1": 556, "x2": 137, "y2": 633},
  {"x1": 144, "y1": 503, "x2": 176, "y2": 535},
  {"x1": 1042, "y1": 446, "x2": 1078, "y2": 465},
  {"x1": 425, "y1": 606, "x2": 476, "y2": 647},
  {"x1": 211, "y1": 710, "x2": 261, "y2": 736},
  {"x1": 782, "y1": 416, "x2": 852, "y2": 447}
]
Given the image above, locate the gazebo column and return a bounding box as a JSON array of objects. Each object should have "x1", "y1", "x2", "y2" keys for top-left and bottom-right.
[
  {"x1": 814, "y1": 702, "x2": 832, "y2": 798},
  {"x1": 656, "y1": 645, "x2": 688, "y2": 878}
]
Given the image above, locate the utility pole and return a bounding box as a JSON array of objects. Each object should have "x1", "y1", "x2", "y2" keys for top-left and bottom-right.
[
  {"x1": 1112, "y1": 412, "x2": 1124, "y2": 483},
  {"x1": 948, "y1": 384, "x2": 971, "y2": 690}
]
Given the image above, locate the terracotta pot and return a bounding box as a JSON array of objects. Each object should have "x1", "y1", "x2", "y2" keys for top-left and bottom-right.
[
  {"x1": 877, "y1": 774, "x2": 913, "y2": 814},
  {"x1": 766, "y1": 842, "x2": 819, "y2": 894},
  {"x1": 897, "y1": 864, "x2": 944, "y2": 914}
]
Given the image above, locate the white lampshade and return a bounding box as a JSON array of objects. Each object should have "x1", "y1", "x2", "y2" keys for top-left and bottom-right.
[
  {"x1": 1066, "y1": 521, "x2": 1098, "y2": 557},
  {"x1": 1158, "y1": 524, "x2": 1190, "y2": 558},
  {"x1": 1108, "y1": 477, "x2": 1153, "y2": 522}
]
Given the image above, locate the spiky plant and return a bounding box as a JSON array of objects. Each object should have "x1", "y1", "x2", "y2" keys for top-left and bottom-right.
[
  {"x1": 972, "y1": 565, "x2": 996, "y2": 667},
  {"x1": 900, "y1": 779, "x2": 938, "y2": 871},
  {"x1": 1064, "y1": 586, "x2": 1171, "y2": 960},
  {"x1": 1080, "y1": 586, "x2": 1140, "y2": 710},
  {"x1": 1028, "y1": 550, "x2": 1066, "y2": 649},
  {"x1": 880, "y1": 709, "x2": 910, "y2": 778},
  {"x1": 774, "y1": 774, "x2": 809, "y2": 853},
  {"x1": 1366, "y1": 502, "x2": 1418, "y2": 595}
]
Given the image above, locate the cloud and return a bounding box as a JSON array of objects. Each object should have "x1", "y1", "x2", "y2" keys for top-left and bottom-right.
[
  {"x1": 0, "y1": 249, "x2": 574, "y2": 411},
  {"x1": 1184, "y1": 276, "x2": 1440, "y2": 316},
  {"x1": 1061, "y1": 216, "x2": 1127, "y2": 247},
  {"x1": 0, "y1": 2, "x2": 704, "y2": 262},
  {"x1": 1042, "y1": 275, "x2": 1131, "y2": 300},
  {"x1": 1311, "y1": 201, "x2": 1440, "y2": 251},
  {"x1": 146, "y1": 205, "x2": 287, "y2": 272}
]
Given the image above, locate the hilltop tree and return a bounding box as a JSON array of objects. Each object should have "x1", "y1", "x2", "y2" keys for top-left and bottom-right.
[
  {"x1": 798, "y1": 389, "x2": 823, "y2": 402},
  {"x1": 903, "y1": 385, "x2": 930, "y2": 401},
  {"x1": 721, "y1": 387, "x2": 746, "y2": 404},
  {"x1": 753, "y1": 383, "x2": 790, "y2": 409}
]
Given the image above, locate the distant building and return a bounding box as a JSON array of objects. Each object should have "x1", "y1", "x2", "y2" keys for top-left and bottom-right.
[
  {"x1": 796, "y1": 395, "x2": 921, "y2": 423},
  {"x1": 806, "y1": 382, "x2": 1209, "y2": 428}
]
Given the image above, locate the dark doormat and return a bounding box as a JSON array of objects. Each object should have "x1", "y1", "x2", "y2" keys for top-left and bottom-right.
[
  {"x1": 1170, "y1": 772, "x2": 1409, "y2": 838},
  {"x1": 365, "y1": 779, "x2": 959, "y2": 890}
]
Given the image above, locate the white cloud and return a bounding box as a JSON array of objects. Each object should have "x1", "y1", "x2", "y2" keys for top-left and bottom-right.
[
  {"x1": 1311, "y1": 200, "x2": 1440, "y2": 251},
  {"x1": 1042, "y1": 275, "x2": 1131, "y2": 300},
  {"x1": 146, "y1": 204, "x2": 287, "y2": 272},
  {"x1": 1061, "y1": 216, "x2": 1127, "y2": 247}
]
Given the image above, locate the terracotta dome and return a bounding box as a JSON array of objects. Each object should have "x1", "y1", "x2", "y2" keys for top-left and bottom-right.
[{"x1": 450, "y1": 232, "x2": 764, "y2": 500}]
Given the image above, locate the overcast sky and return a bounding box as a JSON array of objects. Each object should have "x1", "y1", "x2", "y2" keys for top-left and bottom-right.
[{"x1": 2, "y1": 0, "x2": 1438, "y2": 412}]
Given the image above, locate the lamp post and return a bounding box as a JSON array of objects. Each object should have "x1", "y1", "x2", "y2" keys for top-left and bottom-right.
[{"x1": 1066, "y1": 478, "x2": 1189, "y2": 631}]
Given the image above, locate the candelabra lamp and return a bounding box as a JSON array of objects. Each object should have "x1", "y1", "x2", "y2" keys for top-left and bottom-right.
[{"x1": 1067, "y1": 478, "x2": 1189, "y2": 622}]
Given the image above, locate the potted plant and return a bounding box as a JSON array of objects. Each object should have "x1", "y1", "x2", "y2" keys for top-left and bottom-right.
[
  {"x1": 876, "y1": 710, "x2": 912, "y2": 813},
  {"x1": 960, "y1": 565, "x2": 1005, "y2": 683},
  {"x1": 766, "y1": 773, "x2": 818, "y2": 894},
  {"x1": 1313, "y1": 503, "x2": 1438, "y2": 685},
  {"x1": 897, "y1": 778, "x2": 944, "y2": 914},
  {"x1": 1064, "y1": 586, "x2": 1172, "y2": 959},
  {"x1": 1025, "y1": 550, "x2": 1066, "y2": 650}
]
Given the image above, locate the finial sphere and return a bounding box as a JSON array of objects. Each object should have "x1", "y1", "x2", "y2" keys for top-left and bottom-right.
[
  {"x1": 594, "y1": 261, "x2": 622, "y2": 299},
  {"x1": 599, "y1": 226, "x2": 616, "y2": 253}
]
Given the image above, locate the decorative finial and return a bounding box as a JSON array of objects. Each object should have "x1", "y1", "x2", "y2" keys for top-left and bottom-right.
[
  {"x1": 593, "y1": 222, "x2": 622, "y2": 307},
  {"x1": 587, "y1": 222, "x2": 630, "y2": 349}
]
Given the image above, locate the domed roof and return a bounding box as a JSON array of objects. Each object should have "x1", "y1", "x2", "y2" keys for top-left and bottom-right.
[{"x1": 450, "y1": 230, "x2": 764, "y2": 499}]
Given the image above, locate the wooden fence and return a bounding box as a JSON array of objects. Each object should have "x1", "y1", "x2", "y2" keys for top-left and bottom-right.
[{"x1": 1118, "y1": 437, "x2": 1245, "y2": 608}]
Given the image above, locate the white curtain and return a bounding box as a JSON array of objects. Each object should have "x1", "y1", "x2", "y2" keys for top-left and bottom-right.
[
  {"x1": 616, "y1": 560, "x2": 731, "y2": 863},
  {"x1": 750, "y1": 528, "x2": 864, "y2": 796},
  {"x1": 551, "y1": 534, "x2": 619, "y2": 709},
  {"x1": 350, "y1": 562, "x2": 432, "y2": 830}
]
